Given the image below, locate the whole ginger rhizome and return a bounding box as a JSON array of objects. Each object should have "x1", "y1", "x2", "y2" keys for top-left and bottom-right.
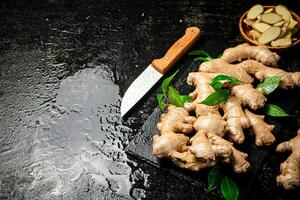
[{"x1": 152, "y1": 43, "x2": 300, "y2": 190}]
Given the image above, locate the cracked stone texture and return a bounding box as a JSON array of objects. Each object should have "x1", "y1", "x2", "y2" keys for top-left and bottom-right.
[{"x1": 0, "y1": 0, "x2": 300, "y2": 199}]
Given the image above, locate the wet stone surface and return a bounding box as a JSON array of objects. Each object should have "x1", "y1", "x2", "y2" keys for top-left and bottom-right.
[{"x1": 0, "y1": 0, "x2": 300, "y2": 200}]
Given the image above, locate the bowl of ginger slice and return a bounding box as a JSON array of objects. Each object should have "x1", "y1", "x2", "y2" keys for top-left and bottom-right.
[{"x1": 239, "y1": 4, "x2": 300, "y2": 51}]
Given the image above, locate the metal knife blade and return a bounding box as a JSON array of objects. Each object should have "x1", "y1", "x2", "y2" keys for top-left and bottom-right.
[
  {"x1": 121, "y1": 65, "x2": 162, "y2": 117},
  {"x1": 121, "y1": 27, "x2": 201, "y2": 117}
]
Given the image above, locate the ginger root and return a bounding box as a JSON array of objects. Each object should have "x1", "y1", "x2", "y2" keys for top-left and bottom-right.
[
  {"x1": 199, "y1": 59, "x2": 254, "y2": 84},
  {"x1": 152, "y1": 43, "x2": 300, "y2": 188},
  {"x1": 153, "y1": 105, "x2": 196, "y2": 158},
  {"x1": 245, "y1": 109, "x2": 276, "y2": 146},
  {"x1": 190, "y1": 130, "x2": 217, "y2": 161},
  {"x1": 276, "y1": 129, "x2": 300, "y2": 190},
  {"x1": 238, "y1": 59, "x2": 300, "y2": 89},
  {"x1": 221, "y1": 43, "x2": 280, "y2": 66},
  {"x1": 207, "y1": 133, "x2": 250, "y2": 173},
  {"x1": 153, "y1": 104, "x2": 249, "y2": 173},
  {"x1": 222, "y1": 96, "x2": 250, "y2": 144},
  {"x1": 153, "y1": 105, "x2": 215, "y2": 171},
  {"x1": 185, "y1": 72, "x2": 227, "y2": 136},
  {"x1": 190, "y1": 131, "x2": 233, "y2": 166},
  {"x1": 171, "y1": 151, "x2": 216, "y2": 171},
  {"x1": 231, "y1": 84, "x2": 267, "y2": 110}
]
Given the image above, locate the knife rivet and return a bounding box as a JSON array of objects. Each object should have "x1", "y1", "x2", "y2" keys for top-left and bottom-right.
[
  {"x1": 177, "y1": 43, "x2": 183, "y2": 48},
  {"x1": 163, "y1": 56, "x2": 169, "y2": 61}
]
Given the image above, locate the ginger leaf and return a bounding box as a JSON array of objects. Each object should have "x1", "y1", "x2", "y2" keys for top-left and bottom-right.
[
  {"x1": 220, "y1": 176, "x2": 239, "y2": 200},
  {"x1": 156, "y1": 70, "x2": 191, "y2": 109},
  {"x1": 211, "y1": 82, "x2": 223, "y2": 90},
  {"x1": 188, "y1": 50, "x2": 214, "y2": 61},
  {"x1": 201, "y1": 89, "x2": 230, "y2": 106},
  {"x1": 168, "y1": 86, "x2": 184, "y2": 107},
  {"x1": 194, "y1": 57, "x2": 213, "y2": 62},
  {"x1": 181, "y1": 95, "x2": 193, "y2": 103},
  {"x1": 162, "y1": 70, "x2": 179, "y2": 94},
  {"x1": 156, "y1": 93, "x2": 167, "y2": 110},
  {"x1": 208, "y1": 165, "x2": 223, "y2": 192},
  {"x1": 210, "y1": 75, "x2": 241, "y2": 90},
  {"x1": 257, "y1": 76, "x2": 281, "y2": 95},
  {"x1": 211, "y1": 75, "x2": 241, "y2": 85},
  {"x1": 265, "y1": 104, "x2": 289, "y2": 117}
]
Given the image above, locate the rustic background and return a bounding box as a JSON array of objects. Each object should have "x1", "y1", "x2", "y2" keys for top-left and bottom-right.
[{"x1": 1, "y1": 0, "x2": 300, "y2": 199}]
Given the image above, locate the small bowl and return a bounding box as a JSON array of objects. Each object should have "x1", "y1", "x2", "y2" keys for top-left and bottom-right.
[{"x1": 239, "y1": 5, "x2": 300, "y2": 51}]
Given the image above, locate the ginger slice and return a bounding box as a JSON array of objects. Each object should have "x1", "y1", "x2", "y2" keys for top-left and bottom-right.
[
  {"x1": 271, "y1": 38, "x2": 292, "y2": 47},
  {"x1": 222, "y1": 96, "x2": 250, "y2": 144},
  {"x1": 275, "y1": 4, "x2": 292, "y2": 20},
  {"x1": 264, "y1": 8, "x2": 274, "y2": 14},
  {"x1": 247, "y1": 4, "x2": 264, "y2": 20},
  {"x1": 245, "y1": 109, "x2": 275, "y2": 146},
  {"x1": 249, "y1": 29, "x2": 261, "y2": 41},
  {"x1": 199, "y1": 59, "x2": 254, "y2": 84},
  {"x1": 279, "y1": 20, "x2": 290, "y2": 37},
  {"x1": 261, "y1": 13, "x2": 283, "y2": 25},
  {"x1": 153, "y1": 105, "x2": 196, "y2": 158},
  {"x1": 258, "y1": 26, "x2": 281, "y2": 45},
  {"x1": 276, "y1": 129, "x2": 300, "y2": 190},
  {"x1": 231, "y1": 84, "x2": 267, "y2": 110},
  {"x1": 252, "y1": 22, "x2": 271, "y2": 33},
  {"x1": 221, "y1": 43, "x2": 280, "y2": 66},
  {"x1": 243, "y1": 18, "x2": 254, "y2": 27},
  {"x1": 274, "y1": 20, "x2": 285, "y2": 27}
]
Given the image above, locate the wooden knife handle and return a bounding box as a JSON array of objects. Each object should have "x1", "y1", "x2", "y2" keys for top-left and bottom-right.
[{"x1": 151, "y1": 27, "x2": 201, "y2": 74}]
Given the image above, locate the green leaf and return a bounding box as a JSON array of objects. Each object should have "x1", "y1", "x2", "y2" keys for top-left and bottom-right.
[
  {"x1": 211, "y1": 75, "x2": 241, "y2": 85},
  {"x1": 220, "y1": 176, "x2": 239, "y2": 200},
  {"x1": 265, "y1": 104, "x2": 289, "y2": 117},
  {"x1": 194, "y1": 57, "x2": 213, "y2": 61},
  {"x1": 162, "y1": 70, "x2": 179, "y2": 94},
  {"x1": 201, "y1": 89, "x2": 230, "y2": 106},
  {"x1": 181, "y1": 95, "x2": 193, "y2": 103},
  {"x1": 257, "y1": 76, "x2": 281, "y2": 95},
  {"x1": 188, "y1": 50, "x2": 214, "y2": 62},
  {"x1": 211, "y1": 82, "x2": 223, "y2": 90},
  {"x1": 188, "y1": 50, "x2": 211, "y2": 56},
  {"x1": 210, "y1": 75, "x2": 241, "y2": 90},
  {"x1": 168, "y1": 86, "x2": 184, "y2": 107},
  {"x1": 208, "y1": 165, "x2": 223, "y2": 192},
  {"x1": 156, "y1": 93, "x2": 167, "y2": 110}
]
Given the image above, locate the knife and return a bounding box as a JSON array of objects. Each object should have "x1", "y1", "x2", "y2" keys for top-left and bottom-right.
[{"x1": 121, "y1": 27, "x2": 201, "y2": 117}]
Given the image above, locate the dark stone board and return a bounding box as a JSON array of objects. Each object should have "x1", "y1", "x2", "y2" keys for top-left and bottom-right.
[{"x1": 126, "y1": 41, "x2": 300, "y2": 199}]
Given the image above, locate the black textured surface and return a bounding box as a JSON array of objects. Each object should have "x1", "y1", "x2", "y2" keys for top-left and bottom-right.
[
  {"x1": 1, "y1": 0, "x2": 300, "y2": 200},
  {"x1": 126, "y1": 41, "x2": 299, "y2": 199}
]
